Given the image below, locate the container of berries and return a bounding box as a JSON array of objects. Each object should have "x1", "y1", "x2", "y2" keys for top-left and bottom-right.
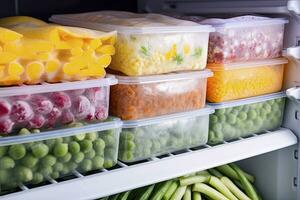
[{"x1": 0, "y1": 78, "x2": 117, "y2": 135}]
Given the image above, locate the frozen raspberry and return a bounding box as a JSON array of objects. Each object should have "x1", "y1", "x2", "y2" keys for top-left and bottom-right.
[
  {"x1": 61, "y1": 110, "x2": 75, "y2": 124},
  {"x1": 46, "y1": 107, "x2": 62, "y2": 127},
  {"x1": 29, "y1": 114, "x2": 46, "y2": 128},
  {"x1": 50, "y1": 92, "x2": 71, "y2": 109},
  {"x1": 95, "y1": 106, "x2": 107, "y2": 120},
  {"x1": 67, "y1": 89, "x2": 86, "y2": 96},
  {"x1": 72, "y1": 96, "x2": 91, "y2": 119},
  {"x1": 0, "y1": 99, "x2": 11, "y2": 118},
  {"x1": 85, "y1": 88, "x2": 105, "y2": 105},
  {"x1": 85, "y1": 105, "x2": 95, "y2": 121},
  {"x1": 31, "y1": 95, "x2": 53, "y2": 115},
  {"x1": 0, "y1": 118, "x2": 14, "y2": 133},
  {"x1": 9, "y1": 94, "x2": 31, "y2": 101},
  {"x1": 11, "y1": 101, "x2": 34, "y2": 122}
]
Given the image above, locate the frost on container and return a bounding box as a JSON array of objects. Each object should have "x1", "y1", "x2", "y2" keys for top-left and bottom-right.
[
  {"x1": 119, "y1": 108, "x2": 213, "y2": 162},
  {"x1": 0, "y1": 16, "x2": 116, "y2": 86},
  {"x1": 207, "y1": 58, "x2": 287, "y2": 103},
  {"x1": 0, "y1": 77, "x2": 116, "y2": 135},
  {"x1": 201, "y1": 16, "x2": 287, "y2": 64},
  {"x1": 50, "y1": 11, "x2": 214, "y2": 76},
  {"x1": 209, "y1": 93, "x2": 285, "y2": 144},
  {"x1": 0, "y1": 118, "x2": 121, "y2": 192},
  {"x1": 109, "y1": 70, "x2": 212, "y2": 120}
]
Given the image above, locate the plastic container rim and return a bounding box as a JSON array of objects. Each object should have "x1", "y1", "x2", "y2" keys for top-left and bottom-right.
[
  {"x1": 107, "y1": 70, "x2": 213, "y2": 84},
  {"x1": 0, "y1": 77, "x2": 118, "y2": 97},
  {"x1": 0, "y1": 117, "x2": 122, "y2": 146},
  {"x1": 122, "y1": 106, "x2": 214, "y2": 128},
  {"x1": 208, "y1": 92, "x2": 286, "y2": 110}
]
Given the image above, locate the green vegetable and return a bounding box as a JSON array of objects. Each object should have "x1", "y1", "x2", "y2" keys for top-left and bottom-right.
[
  {"x1": 73, "y1": 152, "x2": 85, "y2": 163},
  {"x1": 118, "y1": 191, "x2": 131, "y2": 200},
  {"x1": 16, "y1": 166, "x2": 33, "y2": 182},
  {"x1": 21, "y1": 154, "x2": 38, "y2": 168},
  {"x1": 53, "y1": 143, "x2": 68, "y2": 157},
  {"x1": 0, "y1": 169, "x2": 10, "y2": 184},
  {"x1": 18, "y1": 128, "x2": 31, "y2": 135},
  {"x1": 31, "y1": 143, "x2": 49, "y2": 158},
  {"x1": 221, "y1": 177, "x2": 250, "y2": 200},
  {"x1": 85, "y1": 149, "x2": 96, "y2": 159},
  {"x1": 58, "y1": 153, "x2": 72, "y2": 163},
  {"x1": 69, "y1": 141, "x2": 81, "y2": 154},
  {"x1": 170, "y1": 186, "x2": 187, "y2": 200},
  {"x1": 0, "y1": 146, "x2": 8, "y2": 158},
  {"x1": 183, "y1": 186, "x2": 191, "y2": 200},
  {"x1": 150, "y1": 180, "x2": 172, "y2": 200},
  {"x1": 0, "y1": 156, "x2": 15, "y2": 169},
  {"x1": 180, "y1": 175, "x2": 209, "y2": 186},
  {"x1": 41, "y1": 155, "x2": 57, "y2": 167},
  {"x1": 208, "y1": 176, "x2": 238, "y2": 200},
  {"x1": 109, "y1": 194, "x2": 120, "y2": 200},
  {"x1": 216, "y1": 165, "x2": 254, "y2": 183},
  {"x1": 8, "y1": 144, "x2": 26, "y2": 160},
  {"x1": 92, "y1": 156, "x2": 104, "y2": 169},
  {"x1": 163, "y1": 181, "x2": 178, "y2": 200},
  {"x1": 192, "y1": 192, "x2": 202, "y2": 200},
  {"x1": 80, "y1": 140, "x2": 93, "y2": 153},
  {"x1": 31, "y1": 172, "x2": 44, "y2": 184},
  {"x1": 193, "y1": 183, "x2": 229, "y2": 200},
  {"x1": 208, "y1": 169, "x2": 223, "y2": 178},
  {"x1": 136, "y1": 184, "x2": 155, "y2": 200},
  {"x1": 80, "y1": 159, "x2": 92, "y2": 172}
]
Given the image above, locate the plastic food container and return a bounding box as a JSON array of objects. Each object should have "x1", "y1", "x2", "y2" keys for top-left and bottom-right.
[
  {"x1": 209, "y1": 92, "x2": 286, "y2": 144},
  {"x1": 201, "y1": 16, "x2": 287, "y2": 64},
  {"x1": 119, "y1": 107, "x2": 214, "y2": 163},
  {"x1": 0, "y1": 118, "x2": 121, "y2": 192},
  {"x1": 283, "y1": 47, "x2": 300, "y2": 90},
  {"x1": 0, "y1": 16, "x2": 117, "y2": 86},
  {"x1": 109, "y1": 70, "x2": 212, "y2": 120},
  {"x1": 0, "y1": 77, "x2": 117, "y2": 135},
  {"x1": 50, "y1": 11, "x2": 214, "y2": 76},
  {"x1": 207, "y1": 58, "x2": 287, "y2": 103}
]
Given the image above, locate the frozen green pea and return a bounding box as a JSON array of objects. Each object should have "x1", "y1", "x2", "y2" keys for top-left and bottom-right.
[
  {"x1": 86, "y1": 132, "x2": 98, "y2": 141},
  {"x1": 21, "y1": 154, "x2": 38, "y2": 168},
  {"x1": 225, "y1": 107, "x2": 233, "y2": 114},
  {"x1": 121, "y1": 131, "x2": 134, "y2": 141},
  {"x1": 92, "y1": 156, "x2": 104, "y2": 169},
  {"x1": 103, "y1": 159, "x2": 115, "y2": 168},
  {"x1": 121, "y1": 151, "x2": 134, "y2": 161},
  {"x1": 31, "y1": 172, "x2": 44, "y2": 184},
  {"x1": 31, "y1": 143, "x2": 49, "y2": 158},
  {"x1": 268, "y1": 99, "x2": 275, "y2": 105},
  {"x1": 93, "y1": 138, "x2": 105, "y2": 153},
  {"x1": 16, "y1": 166, "x2": 33, "y2": 182},
  {"x1": 63, "y1": 137, "x2": 72, "y2": 143},
  {"x1": 248, "y1": 110, "x2": 257, "y2": 120},
  {"x1": 53, "y1": 162, "x2": 64, "y2": 172},
  {"x1": 9, "y1": 144, "x2": 26, "y2": 160},
  {"x1": 61, "y1": 165, "x2": 70, "y2": 175},
  {"x1": 254, "y1": 117, "x2": 263, "y2": 127},
  {"x1": 85, "y1": 149, "x2": 96, "y2": 159},
  {"x1": 58, "y1": 153, "x2": 72, "y2": 163},
  {"x1": 0, "y1": 169, "x2": 10, "y2": 184},
  {"x1": 45, "y1": 139, "x2": 56, "y2": 149},
  {"x1": 42, "y1": 155, "x2": 57, "y2": 167},
  {"x1": 50, "y1": 171, "x2": 60, "y2": 179},
  {"x1": 218, "y1": 114, "x2": 226, "y2": 123},
  {"x1": 32, "y1": 129, "x2": 40, "y2": 134},
  {"x1": 215, "y1": 109, "x2": 226, "y2": 115},
  {"x1": 125, "y1": 140, "x2": 136, "y2": 150},
  {"x1": 105, "y1": 148, "x2": 116, "y2": 159},
  {"x1": 67, "y1": 162, "x2": 78, "y2": 171},
  {"x1": 40, "y1": 166, "x2": 53, "y2": 177},
  {"x1": 245, "y1": 121, "x2": 254, "y2": 130},
  {"x1": 0, "y1": 156, "x2": 15, "y2": 169},
  {"x1": 263, "y1": 103, "x2": 272, "y2": 113},
  {"x1": 80, "y1": 140, "x2": 93, "y2": 153},
  {"x1": 227, "y1": 114, "x2": 237, "y2": 125},
  {"x1": 69, "y1": 141, "x2": 81, "y2": 154},
  {"x1": 101, "y1": 135, "x2": 115, "y2": 147},
  {"x1": 237, "y1": 112, "x2": 247, "y2": 121},
  {"x1": 80, "y1": 159, "x2": 92, "y2": 172},
  {"x1": 18, "y1": 128, "x2": 31, "y2": 135},
  {"x1": 211, "y1": 123, "x2": 222, "y2": 132},
  {"x1": 73, "y1": 152, "x2": 85, "y2": 163},
  {"x1": 0, "y1": 146, "x2": 8, "y2": 158},
  {"x1": 210, "y1": 115, "x2": 218, "y2": 124},
  {"x1": 53, "y1": 143, "x2": 68, "y2": 157},
  {"x1": 231, "y1": 109, "x2": 239, "y2": 115},
  {"x1": 73, "y1": 134, "x2": 86, "y2": 141}
]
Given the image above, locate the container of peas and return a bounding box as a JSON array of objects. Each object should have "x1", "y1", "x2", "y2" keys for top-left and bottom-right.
[
  {"x1": 119, "y1": 107, "x2": 214, "y2": 163},
  {"x1": 0, "y1": 118, "x2": 121, "y2": 193},
  {"x1": 208, "y1": 92, "x2": 286, "y2": 144}
]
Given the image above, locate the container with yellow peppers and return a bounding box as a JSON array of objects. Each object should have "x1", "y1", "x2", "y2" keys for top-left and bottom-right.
[
  {"x1": 0, "y1": 16, "x2": 116, "y2": 86},
  {"x1": 207, "y1": 58, "x2": 287, "y2": 103},
  {"x1": 50, "y1": 11, "x2": 214, "y2": 76}
]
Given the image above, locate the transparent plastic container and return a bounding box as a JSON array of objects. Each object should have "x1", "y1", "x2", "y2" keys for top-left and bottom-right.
[
  {"x1": 283, "y1": 47, "x2": 300, "y2": 90},
  {"x1": 201, "y1": 16, "x2": 287, "y2": 64},
  {"x1": 207, "y1": 58, "x2": 287, "y2": 103},
  {"x1": 208, "y1": 92, "x2": 286, "y2": 144},
  {"x1": 0, "y1": 77, "x2": 117, "y2": 135},
  {"x1": 119, "y1": 107, "x2": 214, "y2": 163},
  {"x1": 109, "y1": 70, "x2": 212, "y2": 120},
  {"x1": 50, "y1": 11, "x2": 214, "y2": 76},
  {"x1": 0, "y1": 118, "x2": 121, "y2": 192}
]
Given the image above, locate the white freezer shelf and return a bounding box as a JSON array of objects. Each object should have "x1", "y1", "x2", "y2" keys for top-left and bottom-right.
[{"x1": 1, "y1": 128, "x2": 297, "y2": 200}]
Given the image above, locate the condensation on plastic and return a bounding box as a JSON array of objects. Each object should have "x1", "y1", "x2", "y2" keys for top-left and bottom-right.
[
  {"x1": 208, "y1": 93, "x2": 286, "y2": 144},
  {"x1": 0, "y1": 118, "x2": 121, "y2": 192},
  {"x1": 0, "y1": 77, "x2": 117, "y2": 134},
  {"x1": 283, "y1": 47, "x2": 300, "y2": 90},
  {"x1": 109, "y1": 70, "x2": 212, "y2": 120},
  {"x1": 50, "y1": 11, "x2": 214, "y2": 76},
  {"x1": 201, "y1": 16, "x2": 287, "y2": 64},
  {"x1": 119, "y1": 107, "x2": 214, "y2": 162},
  {"x1": 207, "y1": 58, "x2": 287, "y2": 103}
]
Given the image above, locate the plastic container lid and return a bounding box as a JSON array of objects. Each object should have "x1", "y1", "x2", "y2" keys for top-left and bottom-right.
[
  {"x1": 201, "y1": 15, "x2": 288, "y2": 29},
  {"x1": 107, "y1": 70, "x2": 212, "y2": 85},
  {"x1": 50, "y1": 11, "x2": 215, "y2": 34},
  {"x1": 0, "y1": 117, "x2": 122, "y2": 146},
  {"x1": 0, "y1": 77, "x2": 117, "y2": 97},
  {"x1": 209, "y1": 92, "x2": 286, "y2": 110},
  {"x1": 122, "y1": 107, "x2": 214, "y2": 128},
  {"x1": 207, "y1": 58, "x2": 288, "y2": 71},
  {"x1": 285, "y1": 46, "x2": 300, "y2": 60}
]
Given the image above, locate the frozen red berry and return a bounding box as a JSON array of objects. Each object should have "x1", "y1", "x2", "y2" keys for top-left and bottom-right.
[
  {"x1": 9, "y1": 94, "x2": 31, "y2": 101},
  {"x1": 50, "y1": 92, "x2": 71, "y2": 109},
  {"x1": 11, "y1": 101, "x2": 34, "y2": 122},
  {"x1": 0, "y1": 118, "x2": 14, "y2": 133},
  {"x1": 95, "y1": 106, "x2": 107, "y2": 120},
  {"x1": 72, "y1": 96, "x2": 91, "y2": 119},
  {"x1": 61, "y1": 110, "x2": 75, "y2": 124},
  {"x1": 29, "y1": 114, "x2": 46, "y2": 128},
  {"x1": 85, "y1": 88, "x2": 104, "y2": 105},
  {"x1": 85, "y1": 105, "x2": 95, "y2": 121},
  {"x1": 46, "y1": 107, "x2": 62, "y2": 127},
  {"x1": 67, "y1": 89, "x2": 85, "y2": 96},
  {"x1": 31, "y1": 95, "x2": 53, "y2": 115},
  {"x1": 0, "y1": 99, "x2": 11, "y2": 118}
]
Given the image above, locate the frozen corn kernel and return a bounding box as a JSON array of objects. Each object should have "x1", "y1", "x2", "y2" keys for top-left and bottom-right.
[
  {"x1": 8, "y1": 62, "x2": 24, "y2": 76},
  {"x1": 96, "y1": 45, "x2": 115, "y2": 55},
  {"x1": 45, "y1": 60, "x2": 60, "y2": 73}
]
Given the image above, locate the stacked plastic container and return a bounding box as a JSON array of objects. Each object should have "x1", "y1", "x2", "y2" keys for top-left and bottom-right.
[
  {"x1": 0, "y1": 16, "x2": 122, "y2": 193},
  {"x1": 51, "y1": 11, "x2": 215, "y2": 162},
  {"x1": 199, "y1": 16, "x2": 288, "y2": 144}
]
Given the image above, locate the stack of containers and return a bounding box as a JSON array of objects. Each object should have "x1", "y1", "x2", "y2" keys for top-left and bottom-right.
[
  {"x1": 0, "y1": 16, "x2": 122, "y2": 192},
  {"x1": 199, "y1": 16, "x2": 289, "y2": 144},
  {"x1": 50, "y1": 11, "x2": 215, "y2": 163}
]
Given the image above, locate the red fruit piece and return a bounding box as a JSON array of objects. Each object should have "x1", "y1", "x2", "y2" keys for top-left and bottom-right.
[
  {"x1": 31, "y1": 95, "x2": 53, "y2": 115},
  {"x1": 72, "y1": 96, "x2": 91, "y2": 119},
  {"x1": 85, "y1": 88, "x2": 104, "y2": 105},
  {"x1": 50, "y1": 92, "x2": 71, "y2": 109},
  {"x1": 46, "y1": 107, "x2": 62, "y2": 127},
  {"x1": 85, "y1": 105, "x2": 95, "y2": 121},
  {"x1": 67, "y1": 89, "x2": 85, "y2": 96},
  {"x1": 95, "y1": 106, "x2": 107, "y2": 120},
  {"x1": 29, "y1": 114, "x2": 46, "y2": 128},
  {"x1": 61, "y1": 110, "x2": 75, "y2": 124},
  {"x1": 9, "y1": 94, "x2": 31, "y2": 101},
  {"x1": 0, "y1": 99, "x2": 11, "y2": 118},
  {"x1": 11, "y1": 101, "x2": 34, "y2": 122},
  {"x1": 0, "y1": 118, "x2": 14, "y2": 133}
]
